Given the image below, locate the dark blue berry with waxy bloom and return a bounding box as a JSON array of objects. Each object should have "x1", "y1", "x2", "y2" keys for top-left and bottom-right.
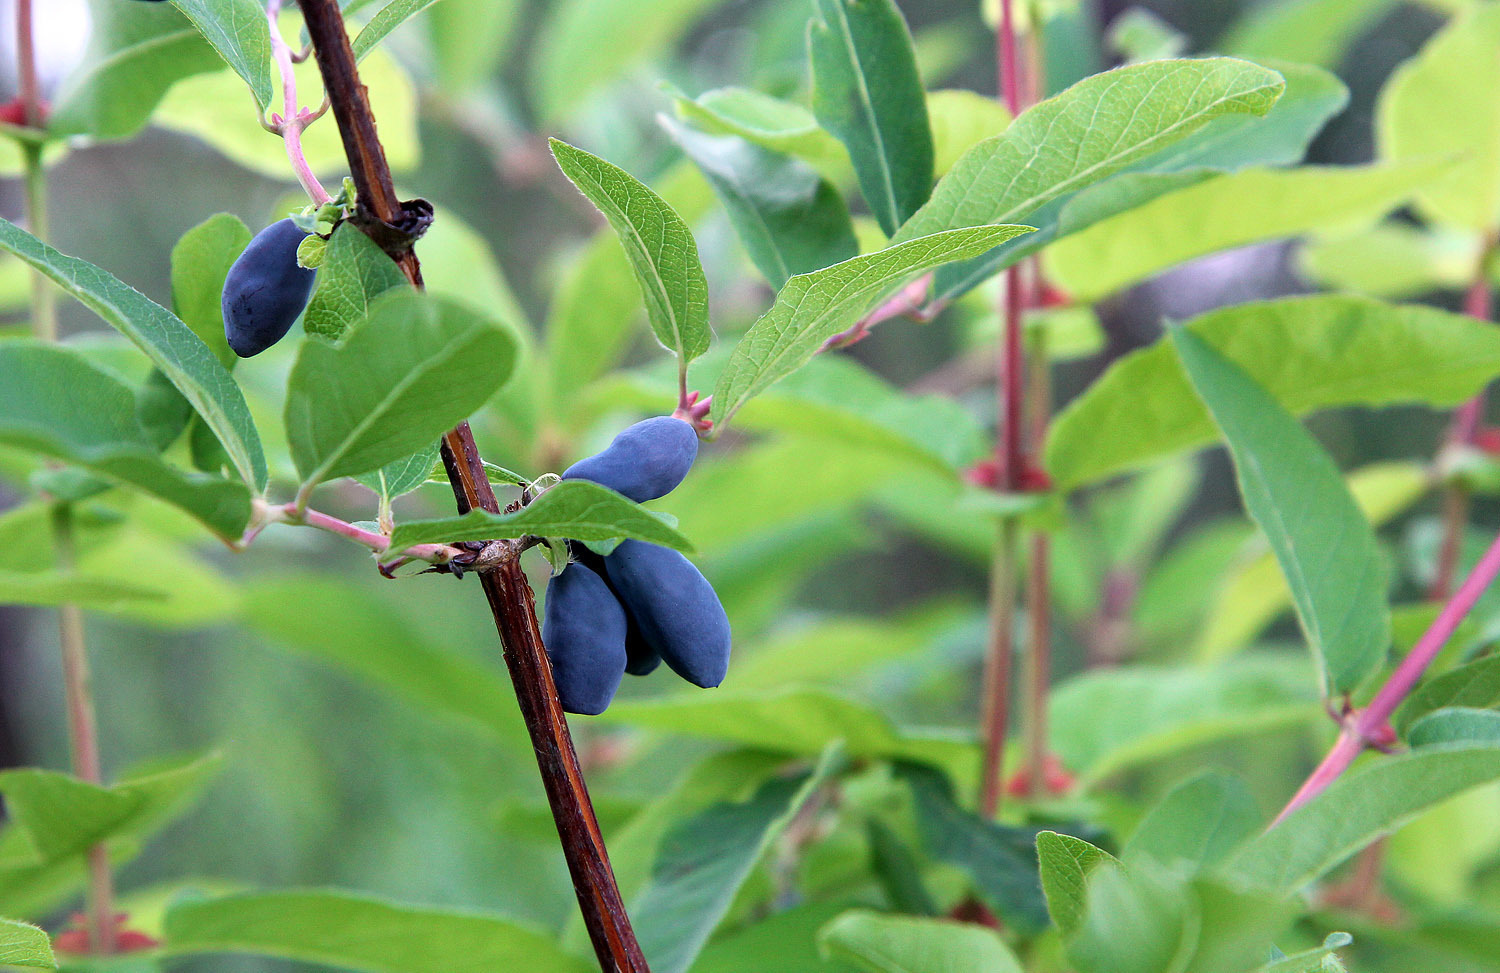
[
  {"x1": 562, "y1": 415, "x2": 698, "y2": 503},
  {"x1": 542, "y1": 563, "x2": 628, "y2": 715},
  {"x1": 604, "y1": 540, "x2": 731, "y2": 689},
  {"x1": 222, "y1": 218, "x2": 317, "y2": 358}
]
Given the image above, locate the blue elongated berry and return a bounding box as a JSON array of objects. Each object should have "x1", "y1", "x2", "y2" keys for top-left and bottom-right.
[
  {"x1": 222, "y1": 218, "x2": 317, "y2": 358},
  {"x1": 605, "y1": 540, "x2": 730, "y2": 688},
  {"x1": 541, "y1": 563, "x2": 628, "y2": 715},
  {"x1": 625, "y1": 619, "x2": 662, "y2": 676},
  {"x1": 562, "y1": 415, "x2": 698, "y2": 503}
]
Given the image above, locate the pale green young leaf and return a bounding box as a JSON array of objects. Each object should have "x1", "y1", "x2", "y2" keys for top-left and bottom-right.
[
  {"x1": 0, "y1": 218, "x2": 266, "y2": 490},
  {"x1": 1396, "y1": 655, "x2": 1500, "y2": 735},
  {"x1": 1224, "y1": 0, "x2": 1395, "y2": 68},
  {"x1": 0, "y1": 917, "x2": 55, "y2": 970},
  {"x1": 1301, "y1": 222, "x2": 1477, "y2": 299},
  {"x1": 927, "y1": 89, "x2": 1009, "y2": 177},
  {"x1": 709, "y1": 224, "x2": 1031, "y2": 429},
  {"x1": 662, "y1": 116, "x2": 858, "y2": 290},
  {"x1": 354, "y1": 443, "x2": 440, "y2": 503},
  {"x1": 818, "y1": 910, "x2": 1022, "y2": 973},
  {"x1": 893, "y1": 58, "x2": 1285, "y2": 244},
  {"x1": 550, "y1": 139, "x2": 711, "y2": 371},
  {"x1": 171, "y1": 212, "x2": 252, "y2": 368},
  {"x1": 386, "y1": 480, "x2": 692, "y2": 553},
  {"x1": 351, "y1": 0, "x2": 442, "y2": 60},
  {"x1": 1047, "y1": 296, "x2": 1500, "y2": 490},
  {"x1": 0, "y1": 571, "x2": 166, "y2": 610},
  {"x1": 1256, "y1": 933, "x2": 1354, "y2": 973},
  {"x1": 633, "y1": 746, "x2": 844, "y2": 973},
  {"x1": 1047, "y1": 161, "x2": 1441, "y2": 301},
  {"x1": 162, "y1": 890, "x2": 593, "y2": 972},
  {"x1": 1407, "y1": 708, "x2": 1500, "y2": 748},
  {"x1": 0, "y1": 344, "x2": 252, "y2": 540},
  {"x1": 1036, "y1": 831, "x2": 1118, "y2": 935},
  {"x1": 169, "y1": 0, "x2": 274, "y2": 108},
  {"x1": 1377, "y1": 3, "x2": 1500, "y2": 230},
  {"x1": 809, "y1": 0, "x2": 934, "y2": 236},
  {"x1": 1227, "y1": 743, "x2": 1500, "y2": 893},
  {"x1": 302, "y1": 222, "x2": 408, "y2": 342},
  {"x1": 285, "y1": 290, "x2": 516, "y2": 491},
  {"x1": 675, "y1": 87, "x2": 851, "y2": 184},
  {"x1": 1171, "y1": 327, "x2": 1390, "y2": 694},
  {"x1": 49, "y1": 0, "x2": 224, "y2": 139}
]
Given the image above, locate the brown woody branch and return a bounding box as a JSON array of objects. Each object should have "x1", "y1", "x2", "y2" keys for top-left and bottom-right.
[{"x1": 296, "y1": 3, "x2": 649, "y2": 969}]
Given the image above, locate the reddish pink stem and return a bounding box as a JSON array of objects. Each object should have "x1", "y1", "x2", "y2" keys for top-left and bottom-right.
[
  {"x1": 286, "y1": 503, "x2": 461, "y2": 564},
  {"x1": 1274, "y1": 524, "x2": 1500, "y2": 824},
  {"x1": 996, "y1": 0, "x2": 1022, "y2": 117},
  {"x1": 268, "y1": 0, "x2": 332, "y2": 204},
  {"x1": 15, "y1": 0, "x2": 41, "y2": 128}
]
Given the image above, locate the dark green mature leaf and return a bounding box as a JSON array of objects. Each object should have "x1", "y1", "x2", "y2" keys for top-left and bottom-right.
[
  {"x1": 1048, "y1": 296, "x2": 1500, "y2": 490},
  {"x1": 710, "y1": 225, "x2": 1031, "y2": 429},
  {"x1": 285, "y1": 290, "x2": 516, "y2": 491},
  {"x1": 162, "y1": 890, "x2": 593, "y2": 972},
  {"x1": 818, "y1": 910, "x2": 1022, "y2": 973},
  {"x1": 598, "y1": 688, "x2": 976, "y2": 785},
  {"x1": 0, "y1": 218, "x2": 266, "y2": 490},
  {"x1": 892, "y1": 58, "x2": 1284, "y2": 245},
  {"x1": 662, "y1": 117, "x2": 858, "y2": 290},
  {"x1": 897, "y1": 763, "x2": 1049, "y2": 931},
  {"x1": 1377, "y1": 2, "x2": 1500, "y2": 230},
  {"x1": 633, "y1": 746, "x2": 843, "y2": 973},
  {"x1": 351, "y1": 0, "x2": 443, "y2": 60},
  {"x1": 169, "y1": 0, "x2": 274, "y2": 108},
  {"x1": 1228, "y1": 743, "x2": 1500, "y2": 893},
  {"x1": 1407, "y1": 708, "x2": 1500, "y2": 748},
  {"x1": 1396, "y1": 656, "x2": 1500, "y2": 735},
  {"x1": 1048, "y1": 161, "x2": 1440, "y2": 301},
  {"x1": 550, "y1": 139, "x2": 711, "y2": 374},
  {"x1": 866, "y1": 819, "x2": 939, "y2": 916},
  {"x1": 0, "y1": 344, "x2": 251, "y2": 540},
  {"x1": 808, "y1": 0, "x2": 933, "y2": 236},
  {"x1": 0, "y1": 917, "x2": 54, "y2": 970},
  {"x1": 302, "y1": 222, "x2": 408, "y2": 342},
  {"x1": 1036, "y1": 831, "x2": 1117, "y2": 935},
  {"x1": 1123, "y1": 771, "x2": 1260, "y2": 873},
  {"x1": 387, "y1": 479, "x2": 691, "y2": 552},
  {"x1": 49, "y1": 0, "x2": 224, "y2": 139},
  {"x1": 1170, "y1": 327, "x2": 1391, "y2": 693},
  {"x1": 172, "y1": 212, "x2": 252, "y2": 368}
]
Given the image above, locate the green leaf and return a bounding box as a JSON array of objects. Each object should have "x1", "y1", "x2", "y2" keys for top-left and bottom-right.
[
  {"x1": 1051, "y1": 655, "x2": 1319, "y2": 784},
  {"x1": 0, "y1": 344, "x2": 251, "y2": 540},
  {"x1": 818, "y1": 910, "x2": 1022, "y2": 973},
  {"x1": 0, "y1": 917, "x2": 55, "y2": 970},
  {"x1": 709, "y1": 225, "x2": 1031, "y2": 429},
  {"x1": 896, "y1": 763, "x2": 1049, "y2": 930},
  {"x1": 169, "y1": 0, "x2": 274, "y2": 109},
  {"x1": 1224, "y1": 0, "x2": 1396, "y2": 68},
  {"x1": 808, "y1": 0, "x2": 934, "y2": 236},
  {"x1": 0, "y1": 571, "x2": 167, "y2": 610},
  {"x1": 1256, "y1": 933, "x2": 1354, "y2": 973},
  {"x1": 351, "y1": 0, "x2": 442, "y2": 60},
  {"x1": 662, "y1": 117, "x2": 858, "y2": 290},
  {"x1": 597, "y1": 688, "x2": 976, "y2": 785},
  {"x1": 285, "y1": 290, "x2": 516, "y2": 491},
  {"x1": 302, "y1": 223, "x2": 408, "y2": 342},
  {"x1": 355, "y1": 444, "x2": 440, "y2": 503},
  {"x1": 866, "y1": 818, "x2": 939, "y2": 917},
  {"x1": 171, "y1": 212, "x2": 252, "y2": 369},
  {"x1": 1047, "y1": 296, "x2": 1500, "y2": 491},
  {"x1": 531, "y1": 0, "x2": 717, "y2": 122},
  {"x1": 388, "y1": 480, "x2": 690, "y2": 551},
  {"x1": 1396, "y1": 655, "x2": 1500, "y2": 735},
  {"x1": 1170, "y1": 326, "x2": 1391, "y2": 693},
  {"x1": 162, "y1": 890, "x2": 593, "y2": 973},
  {"x1": 674, "y1": 87, "x2": 852, "y2": 185},
  {"x1": 1227, "y1": 743, "x2": 1500, "y2": 893},
  {"x1": 632, "y1": 746, "x2": 844, "y2": 973},
  {"x1": 0, "y1": 219, "x2": 265, "y2": 491},
  {"x1": 893, "y1": 58, "x2": 1284, "y2": 244},
  {"x1": 240, "y1": 574, "x2": 524, "y2": 748},
  {"x1": 1123, "y1": 771, "x2": 1260, "y2": 874},
  {"x1": 549, "y1": 139, "x2": 711, "y2": 374},
  {"x1": 1377, "y1": 2, "x2": 1500, "y2": 230},
  {"x1": 926, "y1": 89, "x2": 1010, "y2": 178},
  {"x1": 1036, "y1": 831, "x2": 1117, "y2": 935},
  {"x1": 1301, "y1": 221, "x2": 1477, "y2": 299},
  {"x1": 49, "y1": 0, "x2": 224, "y2": 139},
  {"x1": 1047, "y1": 161, "x2": 1441, "y2": 301},
  {"x1": 1407, "y1": 708, "x2": 1500, "y2": 748}
]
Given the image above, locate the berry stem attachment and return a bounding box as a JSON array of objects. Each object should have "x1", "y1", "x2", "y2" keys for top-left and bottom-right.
[
  {"x1": 295, "y1": 3, "x2": 649, "y2": 967},
  {"x1": 268, "y1": 0, "x2": 332, "y2": 205}
]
